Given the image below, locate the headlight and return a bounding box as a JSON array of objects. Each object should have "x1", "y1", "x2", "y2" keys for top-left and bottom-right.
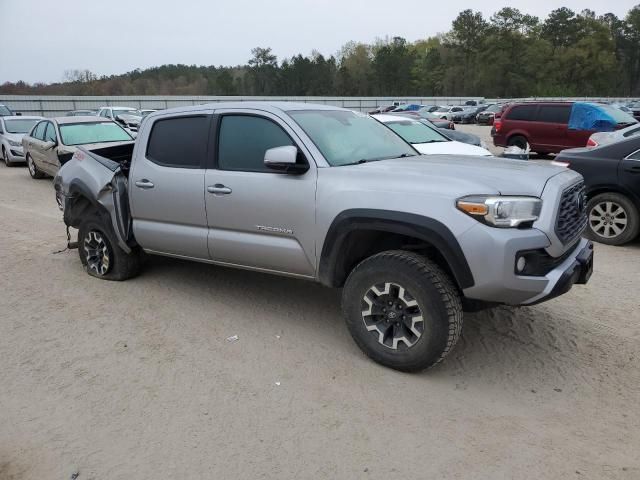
[
  {"x1": 8, "y1": 139, "x2": 21, "y2": 147},
  {"x1": 457, "y1": 195, "x2": 542, "y2": 228}
]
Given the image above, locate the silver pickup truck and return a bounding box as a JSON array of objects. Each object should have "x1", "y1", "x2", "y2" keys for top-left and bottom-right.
[{"x1": 54, "y1": 102, "x2": 593, "y2": 371}]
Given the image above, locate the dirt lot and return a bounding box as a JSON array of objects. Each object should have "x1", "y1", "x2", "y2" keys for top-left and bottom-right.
[{"x1": 1, "y1": 161, "x2": 639, "y2": 480}]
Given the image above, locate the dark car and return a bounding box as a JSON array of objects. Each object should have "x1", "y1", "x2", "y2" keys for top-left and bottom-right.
[
  {"x1": 368, "y1": 105, "x2": 398, "y2": 114},
  {"x1": 476, "y1": 104, "x2": 505, "y2": 125},
  {"x1": 453, "y1": 105, "x2": 488, "y2": 124},
  {"x1": 628, "y1": 102, "x2": 640, "y2": 121},
  {"x1": 391, "y1": 104, "x2": 423, "y2": 112},
  {"x1": 492, "y1": 102, "x2": 637, "y2": 155},
  {"x1": 556, "y1": 135, "x2": 640, "y2": 245}
]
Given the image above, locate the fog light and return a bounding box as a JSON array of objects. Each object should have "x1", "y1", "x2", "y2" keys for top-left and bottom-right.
[{"x1": 516, "y1": 256, "x2": 526, "y2": 273}]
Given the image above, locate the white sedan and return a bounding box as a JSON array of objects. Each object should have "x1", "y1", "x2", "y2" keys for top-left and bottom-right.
[{"x1": 373, "y1": 114, "x2": 492, "y2": 156}]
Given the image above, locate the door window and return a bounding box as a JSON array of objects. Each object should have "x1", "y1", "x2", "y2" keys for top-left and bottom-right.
[
  {"x1": 506, "y1": 105, "x2": 537, "y2": 121},
  {"x1": 536, "y1": 106, "x2": 571, "y2": 124},
  {"x1": 217, "y1": 115, "x2": 294, "y2": 172},
  {"x1": 146, "y1": 115, "x2": 209, "y2": 168},
  {"x1": 44, "y1": 122, "x2": 58, "y2": 142},
  {"x1": 628, "y1": 149, "x2": 640, "y2": 160},
  {"x1": 32, "y1": 121, "x2": 47, "y2": 140}
]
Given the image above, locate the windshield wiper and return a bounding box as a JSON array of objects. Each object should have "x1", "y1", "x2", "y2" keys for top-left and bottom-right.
[{"x1": 341, "y1": 153, "x2": 417, "y2": 166}]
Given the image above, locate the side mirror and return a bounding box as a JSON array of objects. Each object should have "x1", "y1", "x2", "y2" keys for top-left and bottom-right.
[
  {"x1": 43, "y1": 141, "x2": 57, "y2": 150},
  {"x1": 264, "y1": 146, "x2": 308, "y2": 174},
  {"x1": 15, "y1": 112, "x2": 22, "y2": 116}
]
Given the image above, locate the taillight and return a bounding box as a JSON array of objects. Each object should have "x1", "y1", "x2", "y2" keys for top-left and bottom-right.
[
  {"x1": 586, "y1": 138, "x2": 598, "y2": 148},
  {"x1": 494, "y1": 119, "x2": 502, "y2": 132}
]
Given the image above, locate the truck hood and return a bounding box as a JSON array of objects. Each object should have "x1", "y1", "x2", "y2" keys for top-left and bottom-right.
[{"x1": 347, "y1": 155, "x2": 569, "y2": 197}]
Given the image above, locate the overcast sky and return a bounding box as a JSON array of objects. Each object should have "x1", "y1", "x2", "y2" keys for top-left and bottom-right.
[{"x1": 1, "y1": 0, "x2": 637, "y2": 83}]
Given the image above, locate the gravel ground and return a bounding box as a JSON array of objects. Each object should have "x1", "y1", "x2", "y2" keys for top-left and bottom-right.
[{"x1": 1, "y1": 162, "x2": 639, "y2": 480}]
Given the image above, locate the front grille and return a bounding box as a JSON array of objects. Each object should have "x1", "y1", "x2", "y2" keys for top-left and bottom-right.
[{"x1": 555, "y1": 182, "x2": 587, "y2": 244}]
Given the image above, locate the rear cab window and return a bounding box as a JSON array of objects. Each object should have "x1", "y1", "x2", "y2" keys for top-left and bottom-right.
[{"x1": 146, "y1": 115, "x2": 210, "y2": 168}]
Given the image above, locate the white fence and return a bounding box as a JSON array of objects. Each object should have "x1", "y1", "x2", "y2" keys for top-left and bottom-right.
[{"x1": 0, "y1": 95, "x2": 637, "y2": 117}]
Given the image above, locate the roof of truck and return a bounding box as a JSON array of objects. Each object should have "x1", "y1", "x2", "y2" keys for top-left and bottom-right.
[{"x1": 148, "y1": 101, "x2": 348, "y2": 117}]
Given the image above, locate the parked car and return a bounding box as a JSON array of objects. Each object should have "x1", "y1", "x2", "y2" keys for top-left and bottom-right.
[
  {"x1": 0, "y1": 116, "x2": 43, "y2": 166},
  {"x1": 396, "y1": 111, "x2": 455, "y2": 130},
  {"x1": 417, "y1": 106, "x2": 441, "y2": 114},
  {"x1": 433, "y1": 106, "x2": 465, "y2": 120},
  {"x1": 22, "y1": 116, "x2": 133, "y2": 179},
  {"x1": 67, "y1": 109, "x2": 98, "y2": 116},
  {"x1": 391, "y1": 104, "x2": 423, "y2": 112},
  {"x1": 373, "y1": 114, "x2": 492, "y2": 156},
  {"x1": 476, "y1": 104, "x2": 506, "y2": 125},
  {"x1": 0, "y1": 104, "x2": 18, "y2": 117},
  {"x1": 628, "y1": 102, "x2": 640, "y2": 121},
  {"x1": 492, "y1": 102, "x2": 638, "y2": 154},
  {"x1": 557, "y1": 135, "x2": 640, "y2": 245},
  {"x1": 587, "y1": 123, "x2": 640, "y2": 148},
  {"x1": 453, "y1": 106, "x2": 489, "y2": 124},
  {"x1": 140, "y1": 109, "x2": 158, "y2": 117},
  {"x1": 368, "y1": 105, "x2": 398, "y2": 114},
  {"x1": 54, "y1": 102, "x2": 592, "y2": 372},
  {"x1": 97, "y1": 106, "x2": 144, "y2": 133},
  {"x1": 436, "y1": 124, "x2": 488, "y2": 149}
]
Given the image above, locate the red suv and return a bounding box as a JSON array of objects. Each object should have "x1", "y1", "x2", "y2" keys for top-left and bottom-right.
[{"x1": 492, "y1": 102, "x2": 636, "y2": 155}]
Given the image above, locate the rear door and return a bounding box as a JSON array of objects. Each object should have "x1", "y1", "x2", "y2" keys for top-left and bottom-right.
[
  {"x1": 42, "y1": 121, "x2": 60, "y2": 174},
  {"x1": 502, "y1": 104, "x2": 537, "y2": 146},
  {"x1": 534, "y1": 104, "x2": 572, "y2": 152},
  {"x1": 128, "y1": 110, "x2": 212, "y2": 259},
  {"x1": 204, "y1": 109, "x2": 317, "y2": 277},
  {"x1": 27, "y1": 121, "x2": 48, "y2": 168}
]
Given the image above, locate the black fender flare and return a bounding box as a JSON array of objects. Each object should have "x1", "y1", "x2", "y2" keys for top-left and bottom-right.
[{"x1": 318, "y1": 209, "x2": 474, "y2": 289}]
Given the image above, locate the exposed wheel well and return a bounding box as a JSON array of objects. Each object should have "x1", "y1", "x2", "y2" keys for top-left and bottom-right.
[
  {"x1": 326, "y1": 229, "x2": 460, "y2": 290},
  {"x1": 64, "y1": 194, "x2": 107, "y2": 228}
]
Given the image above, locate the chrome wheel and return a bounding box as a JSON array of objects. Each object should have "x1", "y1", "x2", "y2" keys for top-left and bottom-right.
[
  {"x1": 361, "y1": 282, "x2": 424, "y2": 350},
  {"x1": 589, "y1": 201, "x2": 628, "y2": 239},
  {"x1": 83, "y1": 231, "x2": 111, "y2": 275}
]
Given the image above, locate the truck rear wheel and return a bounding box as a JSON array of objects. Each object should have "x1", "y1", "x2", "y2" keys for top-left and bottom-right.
[
  {"x1": 342, "y1": 250, "x2": 463, "y2": 372},
  {"x1": 78, "y1": 216, "x2": 141, "y2": 281}
]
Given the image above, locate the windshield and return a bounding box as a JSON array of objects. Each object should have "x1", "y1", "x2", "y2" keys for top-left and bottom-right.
[
  {"x1": 434, "y1": 107, "x2": 449, "y2": 113},
  {"x1": 0, "y1": 105, "x2": 12, "y2": 116},
  {"x1": 4, "y1": 119, "x2": 40, "y2": 134},
  {"x1": 289, "y1": 110, "x2": 417, "y2": 166},
  {"x1": 59, "y1": 122, "x2": 133, "y2": 146},
  {"x1": 383, "y1": 119, "x2": 448, "y2": 144},
  {"x1": 485, "y1": 104, "x2": 502, "y2": 113},
  {"x1": 595, "y1": 104, "x2": 637, "y2": 125},
  {"x1": 112, "y1": 109, "x2": 142, "y2": 118}
]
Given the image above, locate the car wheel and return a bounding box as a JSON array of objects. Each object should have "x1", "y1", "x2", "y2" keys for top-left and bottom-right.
[
  {"x1": 342, "y1": 250, "x2": 463, "y2": 372},
  {"x1": 26, "y1": 154, "x2": 44, "y2": 179},
  {"x1": 78, "y1": 215, "x2": 142, "y2": 281},
  {"x1": 507, "y1": 135, "x2": 529, "y2": 151},
  {"x1": 586, "y1": 193, "x2": 639, "y2": 246}
]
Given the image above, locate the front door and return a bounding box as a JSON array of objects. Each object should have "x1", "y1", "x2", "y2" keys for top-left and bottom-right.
[
  {"x1": 205, "y1": 110, "x2": 317, "y2": 277},
  {"x1": 129, "y1": 112, "x2": 212, "y2": 259}
]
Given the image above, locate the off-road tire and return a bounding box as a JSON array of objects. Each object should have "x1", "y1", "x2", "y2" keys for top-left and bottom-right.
[
  {"x1": 26, "y1": 154, "x2": 45, "y2": 179},
  {"x1": 342, "y1": 250, "x2": 463, "y2": 372},
  {"x1": 585, "y1": 192, "x2": 639, "y2": 246},
  {"x1": 78, "y1": 215, "x2": 141, "y2": 281}
]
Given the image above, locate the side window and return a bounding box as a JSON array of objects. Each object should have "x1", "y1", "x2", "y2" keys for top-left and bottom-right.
[
  {"x1": 628, "y1": 150, "x2": 640, "y2": 160},
  {"x1": 33, "y1": 121, "x2": 47, "y2": 140},
  {"x1": 506, "y1": 105, "x2": 537, "y2": 121},
  {"x1": 44, "y1": 122, "x2": 57, "y2": 142},
  {"x1": 536, "y1": 106, "x2": 571, "y2": 124},
  {"x1": 146, "y1": 115, "x2": 209, "y2": 168},
  {"x1": 218, "y1": 115, "x2": 294, "y2": 172},
  {"x1": 0, "y1": 120, "x2": 4, "y2": 134}
]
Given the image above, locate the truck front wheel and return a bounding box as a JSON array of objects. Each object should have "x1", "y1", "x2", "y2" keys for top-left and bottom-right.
[
  {"x1": 342, "y1": 250, "x2": 463, "y2": 372},
  {"x1": 78, "y1": 216, "x2": 141, "y2": 281}
]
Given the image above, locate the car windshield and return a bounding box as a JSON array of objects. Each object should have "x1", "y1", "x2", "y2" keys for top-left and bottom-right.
[
  {"x1": 383, "y1": 119, "x2": 448, "y2": 144},
  {"x1": 4, "y1": 119, "x2": 40, "y2": 134},
  {"x1": 112, "y1": 109, "x2": 142, "y2": 118},
  {"x1": 434, "y1": 107, "x2": 449, "y2": 113},
  {"x1": 289, "y1": 110, "x2": 417, "y2": 166},
  {"x1": 595, "y1": 104, "x2": 637, "y2": 125},
  {"x1": 59, "y1": 122, "x2": 132, "y2": 146},
  {"x1": 0, "y1": 105, "x2": 12, "y2": 116},
  {"x1": 485, "y1": 104, "x2": 502, "y2": 113}
]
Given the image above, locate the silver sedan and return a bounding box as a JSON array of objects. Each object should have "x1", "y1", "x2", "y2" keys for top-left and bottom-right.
[{"x1": 0, "y1": 116, "x2": 43, "y2": 166}]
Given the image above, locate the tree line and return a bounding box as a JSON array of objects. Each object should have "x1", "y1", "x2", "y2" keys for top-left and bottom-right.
[{"x1": 2, "y1": 5, "x2": 640, "y2": 98}]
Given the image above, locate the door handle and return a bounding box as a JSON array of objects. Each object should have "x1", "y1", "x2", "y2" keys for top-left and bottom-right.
[
  {"x1": 625, "y1": 166, "x2": 640, "y2": 174},
  {"x1": 207, "y1": 184, "x2": 232, "y2": 195},
  {"x1": 135, "y1": 179, "x2": 155, "y2": 189}
]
